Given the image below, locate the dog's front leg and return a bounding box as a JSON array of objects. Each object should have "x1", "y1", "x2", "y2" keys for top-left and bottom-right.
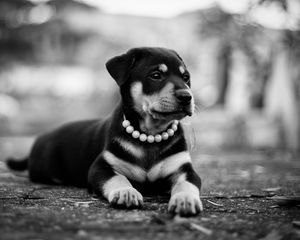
[
  {"x1": 88, "y1": 155, "x2": 143, "y2": 208},
  {"x1": 103, "y1": 174, "x2": 143, "y2": 208},
  {"x1": 168, "y1": 165, "x2": 203, "y2": 216}
]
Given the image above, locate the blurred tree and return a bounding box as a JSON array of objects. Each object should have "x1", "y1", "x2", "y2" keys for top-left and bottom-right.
[
  {"x1": 195, "y1": 1, "x2": 300, "y2": 150},
  {"x1": 0, "y1": 0, "x2": 34, "y2": 63},
  {"x1": 256, "y1": 0, "x2": 300, "y2": 150},
  {"x1": 195, "y1": 6, "x2": 270, "y2": 109},
  {"x1": 0, "y1": 0, "x2": 100, "y2": 65},
  {"x1": 196, "y1": 7, "x2": 233, "y2": 106}
]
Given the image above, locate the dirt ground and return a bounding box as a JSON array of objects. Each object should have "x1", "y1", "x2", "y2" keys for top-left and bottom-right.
[{"x1": 0, "y1": 138, "x2": 300, "y2": 240}]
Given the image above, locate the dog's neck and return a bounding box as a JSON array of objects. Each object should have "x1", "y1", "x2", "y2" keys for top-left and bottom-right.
[
  {"x1": 139, "y1": 114, "x2": 174, "y2": 135},
  {"x1": 122, "y1": 105, "x2": 173, "y2": 135}
]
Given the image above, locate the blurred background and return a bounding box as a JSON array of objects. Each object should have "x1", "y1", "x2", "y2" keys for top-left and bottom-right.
[{"x1": 0, "y1": 0, "x2": 299, "y2": 154}]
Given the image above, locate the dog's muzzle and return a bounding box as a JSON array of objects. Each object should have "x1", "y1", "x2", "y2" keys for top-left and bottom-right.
[
  {"x1": 147, "y1": 89, "x2": 194, "y2": 120},
  {"x1": 175, "y1": 89, "x2": 193, "y2": 116},
  {"x1": 175, "y1": 89, "x2": 192, "y2": 106}
]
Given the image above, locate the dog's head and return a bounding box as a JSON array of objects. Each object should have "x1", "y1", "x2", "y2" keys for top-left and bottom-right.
[{"x1": 106, "y1": 47, "x2": 194, "y2": 134}]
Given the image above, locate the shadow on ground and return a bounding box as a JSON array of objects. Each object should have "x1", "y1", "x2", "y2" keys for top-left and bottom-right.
[{"x1": 0, "y1": 137, "x2": 300, "y2": 240}]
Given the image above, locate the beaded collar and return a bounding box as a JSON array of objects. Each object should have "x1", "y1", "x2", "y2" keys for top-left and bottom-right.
[{"x1": 122, "y1": 115, "x2": 179, "y2": 143}]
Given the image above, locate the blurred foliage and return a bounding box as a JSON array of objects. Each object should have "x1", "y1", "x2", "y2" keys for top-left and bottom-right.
[
  {"x1": 0, "y1": 0, "x2": 101, "y2": 65},
  {"x1": 0, "y1": 0, "x2": 299, "y2": 149}
]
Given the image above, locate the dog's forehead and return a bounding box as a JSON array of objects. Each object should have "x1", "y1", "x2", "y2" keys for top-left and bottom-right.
[{"x1": 139, "y1": 50, "x2": 184, "y2": 71}]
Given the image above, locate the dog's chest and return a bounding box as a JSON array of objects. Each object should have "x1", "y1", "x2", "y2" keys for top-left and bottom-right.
[
  {"x1": 111, "y1": 137, "x2": 161, "y2": 164},
  {"x1": 106, "y1": 136, "x2": 189, "y2": 183}
]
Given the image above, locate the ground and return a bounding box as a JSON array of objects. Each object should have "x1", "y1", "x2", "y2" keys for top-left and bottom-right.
[{"x1": 0, "y1": 137, "x2": 300, "y2": 240}]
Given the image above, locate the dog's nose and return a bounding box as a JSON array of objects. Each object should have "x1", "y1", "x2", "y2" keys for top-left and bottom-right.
[{"x1": 175, "y1": 90, "x2": 192, "y2": 105}]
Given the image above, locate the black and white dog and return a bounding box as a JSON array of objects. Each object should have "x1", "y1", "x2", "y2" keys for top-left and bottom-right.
[{"x1": 7, "y1": 47, "x2": 203, "y2": 216}]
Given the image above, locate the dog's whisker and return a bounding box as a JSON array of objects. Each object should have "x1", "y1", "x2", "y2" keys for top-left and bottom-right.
[
  {"x1": 189, "y1": 127, "x2": 198, "y2": 152},
  {"x1": 194, "y1": 104, "x2": 202, "y2": 114}
]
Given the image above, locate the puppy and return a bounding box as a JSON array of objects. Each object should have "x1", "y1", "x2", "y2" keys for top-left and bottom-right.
[{"x1": 7, "y1": 47, "x2": 203, "y2": 216}]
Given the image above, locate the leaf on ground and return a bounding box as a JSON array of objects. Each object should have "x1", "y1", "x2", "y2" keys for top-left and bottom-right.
[
  {"x1": 262, "y1": 187, "x2": 281, "y2": 192},
  {"x1": 203, "y1": 193, "x2": 273, "y2": 199},
  {"x1": 74, "y1": 201, "x2": 93, "y2": 207},
  {"x1": 269, "y1": 205, "x2": 280, "y2": 209},
  {"x1": 60, "y1": 198, "x2": 95, "y2": 207},
  {"x1": 189, "y1": 223, "x2": 213, "y2": 235},
  {"x1": 206, "y1": 199, "x2": 224, "y2": 207}
]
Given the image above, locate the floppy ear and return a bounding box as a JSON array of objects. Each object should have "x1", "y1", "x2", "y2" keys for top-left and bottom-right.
[{"x1": 105, "y1": 50, "x2": 136, "y2": 86}]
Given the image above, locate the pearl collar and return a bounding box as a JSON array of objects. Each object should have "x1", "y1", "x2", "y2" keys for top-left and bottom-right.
[{"x1": 122, "y1": 116, "x2": 179, "y2": 143}]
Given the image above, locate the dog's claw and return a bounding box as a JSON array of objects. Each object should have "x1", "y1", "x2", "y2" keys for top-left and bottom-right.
[
  {"x1": 111, "y1": 195, "x2": 119, "y2": 205},
  {"x1": 168, "y1": 192, "x2": 202, "y2": 216},
  {"x1": 108, "y1": 187, "x2": 143, "y2": 208}
]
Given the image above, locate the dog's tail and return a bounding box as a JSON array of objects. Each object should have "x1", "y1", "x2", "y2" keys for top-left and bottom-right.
[{"x1": 6, "y1": 157, "x2": 28, "y2": 171}]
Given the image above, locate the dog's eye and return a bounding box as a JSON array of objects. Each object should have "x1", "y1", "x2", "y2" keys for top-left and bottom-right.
[
  {"x1": 183, "y1": 73, "x2": 190, "y2": 82},
  {"x1": 149, "y1": 72, "x2": 162, "y2": 81}
]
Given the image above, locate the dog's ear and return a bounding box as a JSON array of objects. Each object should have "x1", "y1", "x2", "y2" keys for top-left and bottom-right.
[{"x1": 106, "y1": 50, "x2": 136, "y2": 86}]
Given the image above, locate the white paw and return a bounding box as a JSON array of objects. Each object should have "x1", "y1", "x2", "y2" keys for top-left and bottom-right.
[
  {"x1": 108, "y1": 187, "x2": 143, "y2": 208},
  {"x1": 168, "y1": 192, "x2": 203, "y2": 216}
]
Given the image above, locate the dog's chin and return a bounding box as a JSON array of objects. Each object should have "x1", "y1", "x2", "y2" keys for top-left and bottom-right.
[{"x1": 149, "y1": 108, "x2": 191, "y2": 121}]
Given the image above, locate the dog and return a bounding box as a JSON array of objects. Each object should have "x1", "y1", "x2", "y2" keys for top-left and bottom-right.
[{"x1": 7, "y1": 47, "x2": 203, "y2": 216}]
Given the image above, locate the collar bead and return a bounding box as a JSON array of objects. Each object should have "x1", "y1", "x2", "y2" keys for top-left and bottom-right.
[{"x1": 122, "y1": 117, "x2": 179, "y2": 143}]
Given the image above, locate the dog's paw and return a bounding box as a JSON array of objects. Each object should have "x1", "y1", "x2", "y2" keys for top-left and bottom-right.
[
  {"x1": 108, "y1": 187, "x2": 143, "y2": 208},
  {"x1": 168, "y1": 192, "x2": 203, "y2": 216}
]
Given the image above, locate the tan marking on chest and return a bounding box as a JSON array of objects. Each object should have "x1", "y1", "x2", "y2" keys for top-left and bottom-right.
[
  {"x1": 103, "y1": 151, "x2": 147, "y2": 182},
  {"x1": 103, "y1": 150, "x2": 191, "y2": 183},
  {"x1": 148, "y1": 151, "x2": 192, "y2": 182},
  {"x1": 114, "y1": 137, "x2": 145, "y2": 159}
]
